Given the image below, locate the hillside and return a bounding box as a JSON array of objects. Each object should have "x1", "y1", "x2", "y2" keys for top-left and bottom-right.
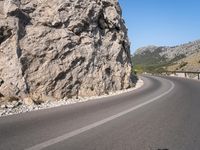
[
  {"x1": 132, "y1": 40, "x2": 200, "y2": 73},
  {"x1": 167, "y1": 51, "x2": 200, "y2": 72}
]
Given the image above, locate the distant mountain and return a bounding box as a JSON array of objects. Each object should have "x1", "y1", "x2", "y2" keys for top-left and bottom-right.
[{"x1": 132, "y1": 40, "x2": 200, "y2": 73}]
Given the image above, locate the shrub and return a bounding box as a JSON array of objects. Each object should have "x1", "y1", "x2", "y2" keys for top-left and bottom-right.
[{"x1": 179, "y1": 61, "x2": 188, "y2": 68}]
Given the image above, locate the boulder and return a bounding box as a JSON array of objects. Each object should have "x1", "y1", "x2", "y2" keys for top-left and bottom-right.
[{"x1": 23, "y1": 97, "x2": 34, "y2": 106}]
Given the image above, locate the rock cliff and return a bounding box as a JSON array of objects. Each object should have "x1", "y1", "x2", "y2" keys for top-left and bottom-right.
[{"x1": 0, "y1": 0, "x2": 135, "y2": 103}]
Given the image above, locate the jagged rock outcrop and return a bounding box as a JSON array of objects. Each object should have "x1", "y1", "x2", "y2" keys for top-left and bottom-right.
[{"x1": 0, "y1": 0, "x2": 135, "y2": 103}]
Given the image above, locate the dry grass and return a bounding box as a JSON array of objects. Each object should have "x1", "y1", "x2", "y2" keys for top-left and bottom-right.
[{"x1": 168, "y1": 51, "x2": 200, "y2": 71}]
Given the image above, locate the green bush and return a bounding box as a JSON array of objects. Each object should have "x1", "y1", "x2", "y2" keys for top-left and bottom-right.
[{"x1": 133, "y1": 65, "x2": 145, "y2": 74}]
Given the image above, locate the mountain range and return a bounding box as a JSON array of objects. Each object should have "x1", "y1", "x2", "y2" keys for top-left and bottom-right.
[{"x1": 132, "y1": 40, "x2": 200, "y2": 73}]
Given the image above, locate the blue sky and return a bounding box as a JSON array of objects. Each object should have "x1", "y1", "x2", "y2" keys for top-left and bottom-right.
[{"x1": 118, "y1": 0, "x2": 200, "y2": 53}]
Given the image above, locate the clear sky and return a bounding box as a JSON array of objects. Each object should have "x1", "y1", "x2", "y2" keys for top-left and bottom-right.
[{"x1": 118, "y1": 0, "x2": 200, "y2": 53}]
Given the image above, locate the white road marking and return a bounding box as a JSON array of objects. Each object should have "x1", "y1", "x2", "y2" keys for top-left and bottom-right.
[{"x1": 26, "y1": 80, "x2": 175, "y2": 150}]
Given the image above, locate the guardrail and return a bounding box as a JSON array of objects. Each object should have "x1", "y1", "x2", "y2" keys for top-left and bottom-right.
[{"x1": 163, "y1": 71, "x2": 200, "y2": 80}]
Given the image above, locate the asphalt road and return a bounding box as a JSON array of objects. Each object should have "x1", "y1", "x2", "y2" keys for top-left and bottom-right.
[{"x1": 0, "y1": 75, "x2": 200, "y2": 150}]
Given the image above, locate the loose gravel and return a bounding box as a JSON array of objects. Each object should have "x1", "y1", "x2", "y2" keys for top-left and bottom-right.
[{"x1": 0, "y1": 79, "x2": 144, "y2": 117}]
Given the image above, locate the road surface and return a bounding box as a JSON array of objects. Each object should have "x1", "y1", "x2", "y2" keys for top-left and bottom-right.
[{"x1": 0, "y1": 75, "x2": 200, "y2": 150}]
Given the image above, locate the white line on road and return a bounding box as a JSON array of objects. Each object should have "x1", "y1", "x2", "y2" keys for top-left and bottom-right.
[{"x1": 26, "y1": 80, "x2": 175, "y2": 150}]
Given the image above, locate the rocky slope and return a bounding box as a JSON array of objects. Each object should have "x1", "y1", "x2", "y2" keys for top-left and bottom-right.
[
  {"x1": 167, "y1": 51, "x2": 200, "y2": 72},
  {"x1": 0, "y1": 0, "x2": 136, "y2": 105},
  {"x1": 132, "y1": 40, "x2": 200, "y2": 72}
]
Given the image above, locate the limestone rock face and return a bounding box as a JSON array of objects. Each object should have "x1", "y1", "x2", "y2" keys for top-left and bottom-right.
[{"x1": 0, "y1": 0, "x2": 136, "y2": 102}]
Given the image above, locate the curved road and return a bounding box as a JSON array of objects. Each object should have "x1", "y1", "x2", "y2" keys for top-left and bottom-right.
[{"x1": 0, "y1": 75, "x2": 200, "y2": 150}]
